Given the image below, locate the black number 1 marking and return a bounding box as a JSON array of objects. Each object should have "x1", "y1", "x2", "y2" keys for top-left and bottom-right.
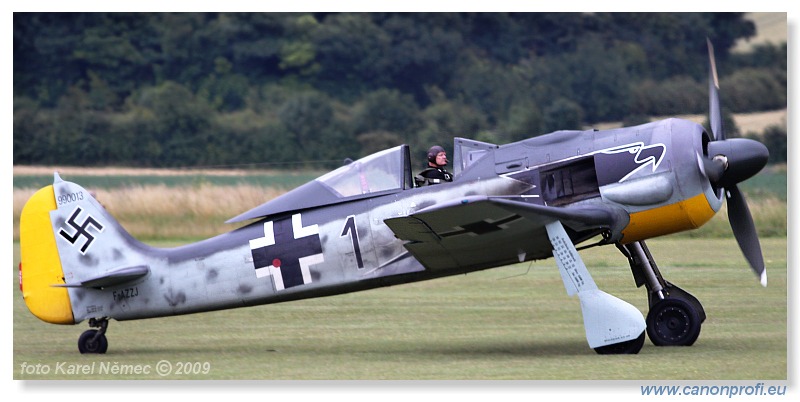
[{"x1": 341, "y1": 215, "x2": 364, "y2": 269}]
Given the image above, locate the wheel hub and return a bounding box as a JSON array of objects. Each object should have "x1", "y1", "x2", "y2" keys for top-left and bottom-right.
[{"x1": 646, "y1": 298, "x2": 702, "y2": 346}]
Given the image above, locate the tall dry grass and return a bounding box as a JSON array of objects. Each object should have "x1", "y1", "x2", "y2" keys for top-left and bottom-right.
[
  {"x1": 688, "y1": 195, "x2": 787, "y2": 238},
  {"x1": 13, "y1": 184, "x2": 286, "y2": 242},
  {"x1": 13, "y1": 184, "x2": 786, "y2": 243}
]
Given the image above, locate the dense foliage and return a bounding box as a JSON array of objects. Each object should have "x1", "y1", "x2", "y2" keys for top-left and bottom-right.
[{"x1": 13, "y1": 12, "x2": 786, "y2": 168}]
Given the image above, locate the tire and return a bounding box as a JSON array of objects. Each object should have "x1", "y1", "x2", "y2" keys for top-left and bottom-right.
[
  {"x1": 78, "y1": 329, "x2": 108, "y2": 354},
  {"x1": 646, "y1": 298, "x2": 702, "y2": 346}
]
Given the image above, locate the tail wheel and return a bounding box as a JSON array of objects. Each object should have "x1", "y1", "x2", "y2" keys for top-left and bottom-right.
[
  {"x1": 646, "y1": 298, "x2": 702, "y2": 346},
  {"x1": 78, "y1": 329, "x2": 108, "y2": 354}
]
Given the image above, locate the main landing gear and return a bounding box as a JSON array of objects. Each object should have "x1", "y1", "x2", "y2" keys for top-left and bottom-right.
[
  {"x1": 78, "y1": 317, "x2": 109, "y2": 354},
  {"x1": 546, "y1": 221, "x2": 647, "y2": 355},
  {"x1": 618, "y1": 241, "x2": 705, "y2": 347}
]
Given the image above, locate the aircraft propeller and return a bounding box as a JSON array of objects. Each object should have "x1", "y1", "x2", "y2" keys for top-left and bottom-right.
[{"x1": 701, "y1": 39, "x2": 769, "y2": 286}]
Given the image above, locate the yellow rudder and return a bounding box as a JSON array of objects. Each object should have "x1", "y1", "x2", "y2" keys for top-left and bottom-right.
[{"x1": 19, "y1": 185, "x2": 75, "y2": 325}]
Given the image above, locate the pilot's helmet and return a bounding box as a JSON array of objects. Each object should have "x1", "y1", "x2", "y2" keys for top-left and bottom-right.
[{"x1": 427, "y1": 145, "x2": 446, "y2": 163}]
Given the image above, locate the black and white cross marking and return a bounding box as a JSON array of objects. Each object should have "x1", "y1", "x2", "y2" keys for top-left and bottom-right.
[
  {"x1": 440, "y1": 214, "x2": 522, "y2": 238},
  {"x1": 59, "y1": 206, "x2": 105, "y2": 254},
  {"x1": 249, "y1": 213, "x2": 324, "y2": 291}
]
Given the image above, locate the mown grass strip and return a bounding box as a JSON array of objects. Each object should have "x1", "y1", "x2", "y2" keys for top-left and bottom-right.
[{"x1": 12, "y1": 238, "x2": 787, "y2": 380}]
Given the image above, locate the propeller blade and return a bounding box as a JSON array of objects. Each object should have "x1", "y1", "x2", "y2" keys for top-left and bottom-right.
[
  {"x1": 706, "y1": 39, "x2": 768, "y2": 287},
  {"x1": 707, "y1": 38, "x2": 725, "y2": 141},
  {"x1": 726, "y1": 185, "x2": 767, "y2": 286}
]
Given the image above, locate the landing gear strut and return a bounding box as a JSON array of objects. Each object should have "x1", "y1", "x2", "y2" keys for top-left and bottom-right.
[
  {"x1": 78, "y1": 317, "x2": 109, "y2": 354},
  {"x1": 546, "y1": 221, "x2": 646, "y2": 355},
  {"x1": 618, "y1": 241, "x2": 705, "y2": 347}
]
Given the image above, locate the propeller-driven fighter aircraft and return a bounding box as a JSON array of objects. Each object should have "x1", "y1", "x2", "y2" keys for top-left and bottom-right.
[{"x1": 19, "y1": 40, "x2": 769, "y2": 354}]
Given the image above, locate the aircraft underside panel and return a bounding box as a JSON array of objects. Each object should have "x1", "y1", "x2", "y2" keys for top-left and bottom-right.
[
  {"x1": 385, "y1": 193, "x2": 626, "y2": 273},
  {"x1": 387, "y1": 200, "x2": 561, "y2": 272},
  {"x1": 406, "y1": 226, "x2": 553, "y2": 272}
]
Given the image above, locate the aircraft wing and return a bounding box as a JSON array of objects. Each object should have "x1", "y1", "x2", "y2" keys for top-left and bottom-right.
[{"x1": 384, "y1": 196, "x2": 627, "y2": 272}]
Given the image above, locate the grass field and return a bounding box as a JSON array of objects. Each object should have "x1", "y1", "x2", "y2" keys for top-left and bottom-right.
[
  {"x1": 733, "y1": 12, "x2": 787, "y2": 53},
  {"x1": 12, "y1": 237, "x2": 787, "y2": 381},
  {"x1": 11, "y1": 164, "x2": 789, "y2": 388}
]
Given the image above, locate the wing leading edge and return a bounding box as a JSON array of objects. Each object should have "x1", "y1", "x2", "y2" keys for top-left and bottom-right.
[{"x1": 384, "y1": 196, "x2": 628, "y2": 272}]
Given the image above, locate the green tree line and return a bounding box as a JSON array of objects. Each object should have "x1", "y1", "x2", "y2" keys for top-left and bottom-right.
[{"x1": 13, "y1": 12, "x2": 787, "y2": 169}]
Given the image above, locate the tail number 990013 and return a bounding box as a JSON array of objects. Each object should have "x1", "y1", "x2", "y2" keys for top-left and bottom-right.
[{"x1": 57, "y1": 191, "x2": 84, "y2": 206}]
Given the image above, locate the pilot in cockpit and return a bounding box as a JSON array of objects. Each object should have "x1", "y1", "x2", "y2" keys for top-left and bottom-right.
[{"x1": 415, "y1": 145, "x2": 453, "y2": 186}]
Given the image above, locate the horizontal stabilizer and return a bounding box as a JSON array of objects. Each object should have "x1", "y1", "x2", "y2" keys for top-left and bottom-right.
[{"x1": 54, "y1": 265, "x2": 149, "y2": 289}]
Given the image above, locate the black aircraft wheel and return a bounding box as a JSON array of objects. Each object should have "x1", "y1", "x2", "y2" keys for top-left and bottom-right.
[
  {"x1": 594, "y1": 331, "x2": 645, "y2": 355},
  {"x1": 646, "y1": 298, "x2": 701, "y2": 346},
  {"x1": 78, "y1": 329, "x2": 108, "y2": 354}
]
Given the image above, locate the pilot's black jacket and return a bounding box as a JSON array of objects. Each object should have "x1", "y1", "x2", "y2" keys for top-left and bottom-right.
[{"x1": 415, "y1": 167, "x2": 453, "y2": 186}]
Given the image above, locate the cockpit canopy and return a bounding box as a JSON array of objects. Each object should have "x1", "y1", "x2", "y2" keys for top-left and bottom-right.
[
  {"x1": 316, "y1": 145, "x2": 413, "y2": 197},
  {"x1": 226, "y1": 145, "x2": 413, "y2": 223}
]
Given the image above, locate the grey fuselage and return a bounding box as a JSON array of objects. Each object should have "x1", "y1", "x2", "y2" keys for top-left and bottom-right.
[{"x1": 60, "y1": 118, "x2": 719, "y2": 323}]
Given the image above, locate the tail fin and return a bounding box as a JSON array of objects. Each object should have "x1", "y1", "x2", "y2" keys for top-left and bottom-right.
[{"x1": 20, "y1": 173, "x2": 150, "y2": 324}]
